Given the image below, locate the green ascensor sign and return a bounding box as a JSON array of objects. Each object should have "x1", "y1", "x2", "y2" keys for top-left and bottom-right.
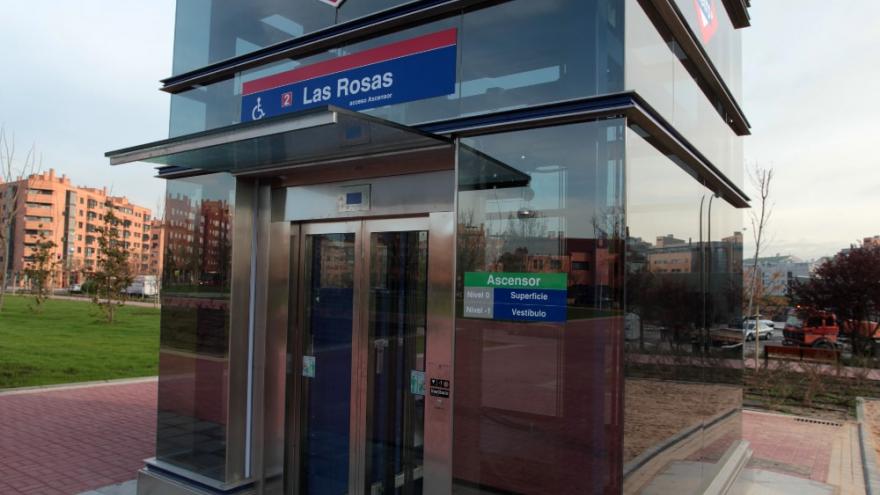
[{"x1": 464, "y1": 272, "x2": 567, "y2": 290}]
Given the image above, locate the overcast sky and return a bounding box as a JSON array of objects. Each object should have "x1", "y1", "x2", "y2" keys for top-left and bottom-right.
[
  {"x1": 743, "y1": 1, "x2": 880, "y2": 259},
  {"x1": 0, "y1": 1, "x2": 875, "y2": 260},
  {"x1": 0, "y1": 0, "x2": 174, "y2": 213}
]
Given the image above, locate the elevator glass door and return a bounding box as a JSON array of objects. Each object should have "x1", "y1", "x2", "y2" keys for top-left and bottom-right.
[
  {"x1": 295, "y1": 217, "x2": 430, "y2": 495},
  {"x1": 299, "y1": 225, "x2": 359, "y2": 495},
  {"x1": 364, "y1": 220, "x2": 428, "y2": 495}
]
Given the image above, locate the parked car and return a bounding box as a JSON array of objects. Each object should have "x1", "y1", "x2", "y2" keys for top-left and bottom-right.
[
  {"x1": 743, "y1": 318, "x2": 774, "y2": 341},
  {"x1": 68, "y1": 283, "x2": 83, "y2": 294},
  {"x1": 771, "y1": 314, "x2": 787, "y2": 331}
]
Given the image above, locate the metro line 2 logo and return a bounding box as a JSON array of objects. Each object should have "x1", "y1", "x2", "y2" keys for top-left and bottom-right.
[
  {"x1": 693, "y1": 0, "x2": 719, "y2": 43},
  {"x1": 281, "y1": 92, "x2": 294, "y2": 108},
  {"x1": 318, "y1": 0, "x2": 345, "y2": 7}
]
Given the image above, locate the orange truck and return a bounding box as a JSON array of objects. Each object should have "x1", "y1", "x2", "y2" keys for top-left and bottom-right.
[
  {"x1": 840, "y1": 319, "x2": 880, "y2": 343},
  {"x1": 782, "y1": 310, "x2": 839, "y2": 349},
  {"x1": 783, "y1": 308, "x2": 880, "y2": 349}
]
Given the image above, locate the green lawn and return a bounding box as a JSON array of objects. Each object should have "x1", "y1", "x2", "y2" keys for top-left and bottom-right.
[{"x1": 0, "y1": 295, "x2": 160, "y2": 389}]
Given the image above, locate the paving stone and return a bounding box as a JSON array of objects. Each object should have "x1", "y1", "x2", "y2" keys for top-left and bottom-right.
[
  {"x1": 744, "y1": 410, "x2": 866, "y2": 494},
  {"x1": 0, "y1": 380, "x2": 156, "y2": 494}
]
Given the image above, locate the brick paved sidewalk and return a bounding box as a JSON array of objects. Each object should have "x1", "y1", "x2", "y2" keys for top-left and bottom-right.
[
  {"x1": 744, "y1": 409, "x2": 865, "y2": 494},
  {"x1": 0, "y1": 378, "x2": 157, "y2": 495}
]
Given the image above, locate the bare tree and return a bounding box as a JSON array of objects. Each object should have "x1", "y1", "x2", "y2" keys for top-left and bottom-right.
[
  {"x1": 0, "y1": 126, "x2": 41, "y2": 312},
  {"x1": 745, "y1": 164, "x2": 774, "y2": 370}
]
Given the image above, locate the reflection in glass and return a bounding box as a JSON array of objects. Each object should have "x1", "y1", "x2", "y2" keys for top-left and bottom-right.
[
  {"x1": 669, "y1": 0, "x2": 744, "y2": 102},
  {"x1": 156, "y1": 173, "x2": 235, "y2": 481},
  {"x1": 366, "y1": 231, "x2": 429, "y2": 495},
  {"x1": 172, "y1": 0, "x2": 335, "y2": 75},
  {"x1": 300, "y1": 233, "x2": 356, "y2": 495},
  {"x1": 623, "y1": 129, "x2": 742, "y2": 494},
  {"x1": 624, "y1": 1, "x2": 742, "y2": 189},
  {"x1": 454, "y1": 121, "x2": 626, "y2": 494}
]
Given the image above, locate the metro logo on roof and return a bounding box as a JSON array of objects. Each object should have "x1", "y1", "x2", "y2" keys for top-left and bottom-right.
[
  {"x1": 318, "y1": 0, "x2": 345, "y2": 7},
  {"x1": 694, "y1": 0, "x2": 718, "y2": 43},
  {"x1": 240, "y1": 29, "x2": 458, "y2": 122}
]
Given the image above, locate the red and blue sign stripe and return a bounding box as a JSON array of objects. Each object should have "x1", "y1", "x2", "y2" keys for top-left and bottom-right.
[{"x1": 241, "y1": 28, "x2": 458, "y2": 122}]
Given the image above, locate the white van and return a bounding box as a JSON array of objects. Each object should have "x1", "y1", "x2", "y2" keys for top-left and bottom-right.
[{"x1": 125, "y1": 275, "x2": 159, "y2": 297}]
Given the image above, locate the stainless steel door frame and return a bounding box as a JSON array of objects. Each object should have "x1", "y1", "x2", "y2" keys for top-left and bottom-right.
[
  {"x1": 422, "y1": 212, "x2": 455, "y2": 495},
  {"x1": 284, "y1": 223, "x2": 301, "y2": 495},
  {"x1": 288, "y1": 213, "x2": 454, "y2": 495}
]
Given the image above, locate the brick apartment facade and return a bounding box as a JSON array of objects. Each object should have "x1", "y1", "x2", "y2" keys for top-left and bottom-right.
[
  {"x1": 0, "y1": 169, "x2": 163, "y2": 288},
  {"x1": 162, "y1": 193, "x2": 231, "y2": 287}
]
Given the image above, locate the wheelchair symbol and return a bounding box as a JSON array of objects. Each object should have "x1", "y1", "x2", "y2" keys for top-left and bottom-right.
[{"x1": 251, "y1": 97, "x2": 266, "y2": 121}]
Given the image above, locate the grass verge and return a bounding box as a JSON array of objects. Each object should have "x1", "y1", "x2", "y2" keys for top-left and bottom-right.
[{"x1": 0, "y1": 295, "x2": 159, "y2": 389}]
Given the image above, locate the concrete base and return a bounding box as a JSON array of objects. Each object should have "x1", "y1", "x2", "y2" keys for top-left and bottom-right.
[
  {"x1": 77, "y1": 480, "x2": 138, "y2": 495},
  {"x1": 857, "y1": 398, "x2": 880, "y2": 495},
  {"x1": 702, "y1": 440, "x2": 753, "y2": 495},
  {"x1": 136, "y1": 466, "x2": 255, "y2": 495},
  {"x1": 728, "y1": 469, "x2": 835, "y2": 495},
  {"x1": 640, "y1": 462, "x2": 836, "y2": 495},
  {"x1": 639, "y1": 440, "x2": 754, "y2": 495},
  {"x1": 638, "y1": 461, "x2": 706, "y2": 494}
]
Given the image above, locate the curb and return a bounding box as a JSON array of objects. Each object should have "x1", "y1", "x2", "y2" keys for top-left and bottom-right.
[
  {"x1": 856, "y1": 397, "x2": 880, "y2": 495},
  {"x1": 0, "y1": 376, "x2": 158, "y2": 396}
]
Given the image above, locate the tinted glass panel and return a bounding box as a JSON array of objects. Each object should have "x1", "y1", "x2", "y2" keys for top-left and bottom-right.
[
  {"x1": 337, "y1": 0, "x2": 412, "y2": 23},
  {"x1": 625, "y1": 0, "x2": 742, "y2": 189},
  {"x1": 672, "y1": 0, "x2": 743, "y2": 102},
  {"x1": 156, "y1": 172, "x2": 235, "y2": 481},
  {"x1": 454, "y1": 121, "x2": 626, "y2": 494},
  {"x1": 623, "y1": 128, "x2": 742, "y2": 494},
  {"x1": 169, "y1": 0, "x2": 625, "y2": 137},
  {"x1": 172, "y1": 0, "x2": 335, "y2": 75}
]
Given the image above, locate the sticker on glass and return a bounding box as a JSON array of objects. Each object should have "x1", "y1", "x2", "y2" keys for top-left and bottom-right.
[
  {"x1": 410, "y1": 370, "x2": 425, "y2": 396},
  {"x1": 303, "y1": 356, "x2": 316, "y2": 378}
]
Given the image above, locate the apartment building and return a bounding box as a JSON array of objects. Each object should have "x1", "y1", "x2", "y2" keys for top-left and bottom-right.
[
  {"x1": 743, "y1": 254, "x2": 813, "y2": 296},
  {"x1": 146, "y1": 218, "x2": 164, "y2": 279},
  {"x1": 0, "y1": 168, "x2": 161, "y2": 287}
]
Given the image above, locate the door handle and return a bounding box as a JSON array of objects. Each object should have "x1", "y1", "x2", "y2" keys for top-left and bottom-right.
[{"x1": 375, "y1": 338, "x2": 388, "y2": 375}]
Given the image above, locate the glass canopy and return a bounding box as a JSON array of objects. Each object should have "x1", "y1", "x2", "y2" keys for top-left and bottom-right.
[{"x1": 106, "y1": 106, "x2": 452, "y2": 173}]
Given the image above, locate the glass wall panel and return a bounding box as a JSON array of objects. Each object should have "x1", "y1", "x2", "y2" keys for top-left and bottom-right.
[
  {"x1": 171, "y1": 0, "x2": 424, "y2": 75},
  {"x1": 700, "y1": 192, "x2": 743, "y2": 469},
  {"x1": 171, "y1": 0, "x2": 336, "y2": 75},
  {"x1": 672, "y1": 0, "x2": 743, "y2": 102},
  {"x1": 169, "y1": 0, "x2": 625, "y2": 137},
  {"x1": 337, "y1": 0, "x2": 413, "y2": 23},
  {"x1": 623, "y1": 128, "x2": 742, "y2": 494},
  {"x1": 156, "y1": 172, "x2": 235, "y2": 481},
  {"x1": 624, "y1": 0, "x2": 742, "y2": 189},
  {"x1": 672, "y1": 49, "x2": 741, "y2": 188},
  {"x1": 452, "y1": 0, "x2": 622, "y2": 117},
  {"x1": 624, "y1": 0, "x2": 674, "y2": 119},
  {"x1": 454, "y1": 120, "x2": 626, "y2": 494}
]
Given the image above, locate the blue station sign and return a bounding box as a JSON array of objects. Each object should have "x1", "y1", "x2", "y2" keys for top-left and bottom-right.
[
  {"x1": 463, "y1": 272, "x2": 568, "y2": 323},
  {"x1": 240, "y1": 29, "x2": 458, "y2": 122}
]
